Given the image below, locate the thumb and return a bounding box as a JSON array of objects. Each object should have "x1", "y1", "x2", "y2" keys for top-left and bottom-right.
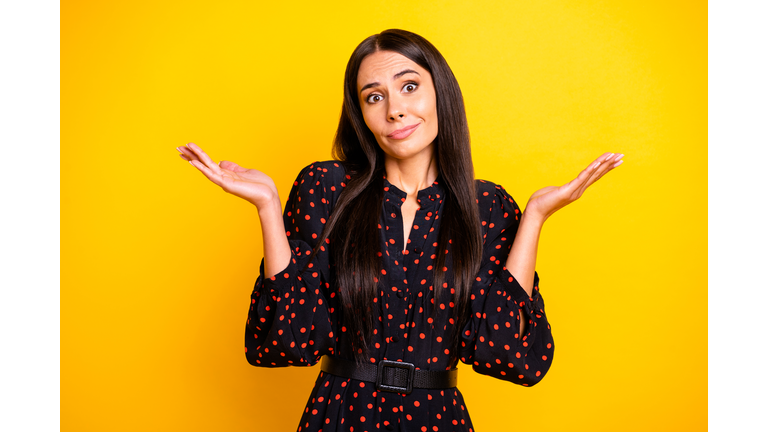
[
  {"x1": 529, "y1": 185, "x2": 557, "y2": 200},
  {"x1": 219, "y1": 160, "x2": 247, "y2": 173}
]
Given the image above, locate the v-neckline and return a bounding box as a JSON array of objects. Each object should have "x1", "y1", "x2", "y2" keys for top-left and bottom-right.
[{"x1": 382, "y1": 175, "x2": 445, "y2": 254}]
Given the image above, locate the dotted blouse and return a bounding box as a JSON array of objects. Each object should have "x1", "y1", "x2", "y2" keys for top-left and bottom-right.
[{"x1": 245, "y1": 160, "x2": 555, "y2": 432}]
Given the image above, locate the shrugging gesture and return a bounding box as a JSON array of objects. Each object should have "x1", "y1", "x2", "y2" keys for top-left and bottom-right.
[
  {"x1": 177, "y1": 142, "x2": 290, "y2": 277},
  {"x1": 177, "y1": 142, "x2": 280, "y2": 210},
  {"x1": 524, "y1": 152, "x2": 624, "y2": 224},
  {"x1": 506, "y1": 151, "x2": 624, "y2": 317}
]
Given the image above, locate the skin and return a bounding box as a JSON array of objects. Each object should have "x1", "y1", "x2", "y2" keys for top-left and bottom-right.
[
  {"x1": 356, "y1": 50, "x2": 440, "y2": 247},
  {"x1": 178, "y1": 142, "x2": 291, "y2": 279},
  {"x1": 178, "y1": 49, "x2": 625, "y2": 337}
]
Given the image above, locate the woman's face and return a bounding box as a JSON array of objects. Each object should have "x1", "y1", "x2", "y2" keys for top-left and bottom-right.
[{"x1": 356, "y1": 50, "x2": 439, "y2": 162}]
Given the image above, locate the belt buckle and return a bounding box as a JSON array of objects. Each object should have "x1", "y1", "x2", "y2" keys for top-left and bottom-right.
[{"x1": 376, "y1": 359, "x2": 415, "y2": 394}]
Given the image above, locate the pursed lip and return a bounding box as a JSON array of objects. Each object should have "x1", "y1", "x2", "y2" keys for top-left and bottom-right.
[{"x1": 387, "y1": 123, "x2": 420, "y2": 139}]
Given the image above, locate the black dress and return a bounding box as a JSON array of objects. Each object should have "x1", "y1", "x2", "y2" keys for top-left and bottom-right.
[{"x1": 245, "y1": 161, "x2": 555, "y2": 432}]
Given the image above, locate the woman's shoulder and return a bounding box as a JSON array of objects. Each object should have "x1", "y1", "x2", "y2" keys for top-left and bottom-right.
[
  {"x1": 292, "y1": 160, "x2": 350, "y2": 189},
  {"x1": 474, "y1": 178, "x2": 516, "y2": 201},
  {"x1": 474, "y1": 178, "x2": 521, "y2": 220},
  {"x1": 295, "y1": 160, "x2": 348, "y2": 178},
  {"x1": 288, "y1": 161, "x2": 350, "y2": 212}
]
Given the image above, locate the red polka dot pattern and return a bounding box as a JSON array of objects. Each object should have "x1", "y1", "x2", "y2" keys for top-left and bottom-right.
[{"x1": 245, "y1": 161, "x2": 555, "y2": 431}]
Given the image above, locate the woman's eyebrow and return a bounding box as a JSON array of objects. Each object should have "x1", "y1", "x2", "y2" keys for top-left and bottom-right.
[
  {"x1": 393, "y1": 68, "x2": 420, "y2": 80},
  {"x1": 360, "y1": 69, "x2": 421, "y2": 94}
]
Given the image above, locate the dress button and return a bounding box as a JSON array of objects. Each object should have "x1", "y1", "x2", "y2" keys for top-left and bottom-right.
[
  {"x1": 414, "y1": 247, "x2": 422, "y2": 254},
  {"x1": 397, "y1": 290, "x2": 404, "y2": 298},
  {"x1": 385, "y1": 423, "x2": 394, "y2": 431},
  {"x1": 391, "y1": 335, "x2": 399, "y2": 343}
]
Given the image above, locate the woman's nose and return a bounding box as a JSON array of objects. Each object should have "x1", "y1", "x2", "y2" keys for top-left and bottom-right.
[{"x1": 388, "y1": 97, "x2": 406, "y2": 121}]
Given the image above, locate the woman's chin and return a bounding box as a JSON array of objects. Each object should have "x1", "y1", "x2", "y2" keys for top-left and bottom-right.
[{"x1": 380, "y1": 142, "x2": 435, "y2": 162}]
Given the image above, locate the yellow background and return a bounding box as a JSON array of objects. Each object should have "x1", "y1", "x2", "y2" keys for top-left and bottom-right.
[{"x1": 62, "y1": 0, "x2": 706, "y2": 430}]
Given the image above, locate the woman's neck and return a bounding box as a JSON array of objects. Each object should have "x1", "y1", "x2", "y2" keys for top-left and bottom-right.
[{"x1": 383, "y1": 149, "x2": 439, "y2": 195}]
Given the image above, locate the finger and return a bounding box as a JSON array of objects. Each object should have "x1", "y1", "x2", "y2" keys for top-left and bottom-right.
[
  {"x1": 592, "y1": 153, "x2": 624, "y2": 183},
  {"x1": 189, "y1": 159, "x2": 224, "y2": 187},
  {"x1": 176, "y1": 145, "x2": 193, "y2": 156},
  {"x1": 562, "y1": 158, "x2": 601, "y2": 194},
  {"x1": 562, "y1": 153, "x2": 612, "y2": 198},
  {"x1": 178, "y1": 153, "x2": 191, "y2": 162},
  {"x1": 219, "y1": 160, "x2": 248, "y2": 173},
  {"x1": 177, "y1": 145, "x2": 201, "y2": 162},
  {"x1": 574, "y1": 153, "x2": 623, "y2": 196},
  {"x1": 186, "y1": 143, "x2": 223, "y2": 175},
  {"x1": 573, "y1": 164, "x2": 605, "y2": 197}
]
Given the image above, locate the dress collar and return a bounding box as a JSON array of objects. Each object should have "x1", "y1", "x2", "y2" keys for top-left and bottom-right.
[{"x1": 382, "y1": 174, "x2": 446, "y2": 209}]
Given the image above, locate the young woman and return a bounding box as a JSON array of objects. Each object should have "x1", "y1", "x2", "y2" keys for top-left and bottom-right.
[{"x1": 178, "y1": 29, "x2": 622, "y2": 432}]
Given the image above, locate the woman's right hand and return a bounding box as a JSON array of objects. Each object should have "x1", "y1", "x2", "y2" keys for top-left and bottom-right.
[{"x1": 177, "y1": 143, "x2": 280, "y2": 210}]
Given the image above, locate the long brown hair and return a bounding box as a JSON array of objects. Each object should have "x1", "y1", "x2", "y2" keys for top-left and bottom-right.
[{"x1": 310, "y1": 29, "x2": 482, "y2": 363}]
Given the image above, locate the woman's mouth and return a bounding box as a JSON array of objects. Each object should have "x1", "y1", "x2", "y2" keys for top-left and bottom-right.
[{"x1": 387, "y1": 123, "x2": 420, "y2": 140}]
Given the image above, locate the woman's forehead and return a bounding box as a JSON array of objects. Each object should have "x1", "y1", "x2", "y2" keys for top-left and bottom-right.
[{"x1": 357, "y1": 51, "x2": 429, "y2": 90}]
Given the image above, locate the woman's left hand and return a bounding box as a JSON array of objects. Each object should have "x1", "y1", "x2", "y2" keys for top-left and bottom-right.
[{"x1": 523, "y1": 152, "x2": 624, "y2": 224}]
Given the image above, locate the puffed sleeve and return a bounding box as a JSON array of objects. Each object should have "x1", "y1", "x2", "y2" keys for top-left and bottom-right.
[
  {"x1": 458, "y1": 180, "x2": 555, "y2": 386},
  {"x1": 244, "y1": 161, "x2": 348, "y2": 368}
]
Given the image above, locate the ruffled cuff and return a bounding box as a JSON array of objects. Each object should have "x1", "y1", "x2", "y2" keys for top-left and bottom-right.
[
  {"x1": 260, "y1": 250, "x2": 300, "y2": 295},
  {"x1": 499, "y1": 268, "x2": 545, "y2": 319}
]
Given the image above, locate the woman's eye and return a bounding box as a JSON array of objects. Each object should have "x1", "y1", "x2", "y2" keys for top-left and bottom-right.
[
  {"x1": 403, "y1": 83, "x2": 417, "y2": 93},
  {"x1": 367, "y1": 94, "x2": 383, "y2": 103}
]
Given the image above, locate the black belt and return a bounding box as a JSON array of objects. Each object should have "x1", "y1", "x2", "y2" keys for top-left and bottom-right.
[{"x1": 320, "y1": 356, "x2": 458, "y2": 395}]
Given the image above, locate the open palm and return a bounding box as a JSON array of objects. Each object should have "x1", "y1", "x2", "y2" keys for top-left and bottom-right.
[
  {"x1": 524, "y1": 152, "x2": 624, "y2": 222},
  {"x1": 178, "y1": 143, "x2": 279, "y2": 209}
]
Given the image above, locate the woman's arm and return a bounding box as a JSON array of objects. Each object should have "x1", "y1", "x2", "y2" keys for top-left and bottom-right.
[
  {"x1": 179, "y1": 147, "x2": 346, "y2": 366},
  {"x1": 256, "y1": 199, "x2": 292, "y2": 278},
  {"x1": 505, "y1": 152, "x2": 624, "y2": 334},
  {"x1": 178, "y1": 142, "x2": 291, "y2": 277},
  {"x1": 459, "y1": 181, "x2": 552, "y2": 386},
  {"x1": 505, "y1": 213, "x2": 543, "y2": 336},
  {"x1": 505, "y1": 213, "x2": 543, "y2": 298}
]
